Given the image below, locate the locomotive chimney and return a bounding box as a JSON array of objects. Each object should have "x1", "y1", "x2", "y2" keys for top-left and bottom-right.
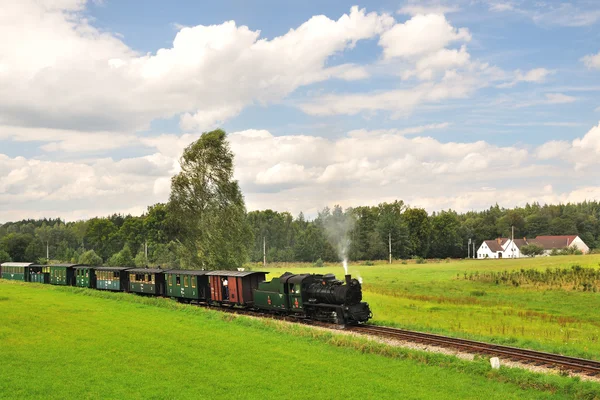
[{"x1": 345, "y1": 274, "x2": 352, "y2": 285}]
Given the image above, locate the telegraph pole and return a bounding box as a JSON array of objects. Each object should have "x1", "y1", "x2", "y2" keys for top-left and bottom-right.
[
  {"x1": 144, "y1": 240, "x2": 148, "y2": 264},
  {"x1": 468, "y1": 238, "x2": 471, "y2": 259},
  {"x1": 472, "y1": 241, "x2": 476, "y2": 259},
  {"x1": 46, "y1": 242, "x2": 49, "y2": 261},
  {"x1": 388, "y1": 232, "x2": 392, "y2": 264},
  {"x1": 263, "y1": 236, "x2": 266, "y2": 268}
]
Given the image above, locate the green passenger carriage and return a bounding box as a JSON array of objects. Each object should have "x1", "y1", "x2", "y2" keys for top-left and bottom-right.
[
  {"x1": 1, "y1": 262, "x2": 34, "y2": 281},
  {"x1": 128, "y1": 268, "x2": 169, "y2": 295},
  {"x1": 165, "y1": 270, "x2": 210, "y2": 302},
  {"x1": 49, "y1": 264, "x2": 79, "y2": 286},
  {"x1": 95, "y1": 267, "x2": 131, "y2": 291},
  {"x1": 29, "y1": 265, "x2": 49, "y2": 283},
  {"x1": 74, "y1": 266, "x2": 96, "y2": 288}
]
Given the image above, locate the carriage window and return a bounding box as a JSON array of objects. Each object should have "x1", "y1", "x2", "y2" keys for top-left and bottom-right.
[
  {"x1": 151, "y1": 275, "x2": 155, "y2": 284},
  {"x1": 176, "y1": 276, "x2": 181, "y2": 286},
  {"x1": 184, "y1": 276, "x2": 189, "y2": 287},
  {"x1": 191, "y1": 277, "x2": 196, "y2": 288},
  {"x1": 168, "y1": 276, "x2": 172, "y2": 286}
]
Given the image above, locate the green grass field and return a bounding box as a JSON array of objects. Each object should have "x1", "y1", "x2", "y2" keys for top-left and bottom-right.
[
  {"x1": 1, "y1": 281, "x2": 599, "y2": 399},
  {"x1": 258, "y1": 255, "x2": 600, "y2": 359}
]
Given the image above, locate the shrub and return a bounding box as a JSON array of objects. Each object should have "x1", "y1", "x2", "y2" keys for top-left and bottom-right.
[
  {"x1": 362, "y1": 261, "x2": 374, "y2": 266},
  {"x1": 107, "y1": 245, "x2": 135, "y2": 267},
  {"x1": 313, "y1": 258, "x2": 324, "y2": 268},
  {"x1": 0, "y1": 249, "x2": 12, "y2": 263},
  {"x1": 415, "y1": 257, "x2": 426, "y2": 264},
  {"x1": 78, "y1": 250, "x2": 102, "y2": 266}
]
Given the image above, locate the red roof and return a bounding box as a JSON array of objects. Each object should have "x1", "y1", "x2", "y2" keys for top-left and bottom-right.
[
  {"x1": 484, "y1": 240, "x2": 504, "y2": 252},
  {"x1": 530, "y1": 236, "x2": 578, "y2": 250}
]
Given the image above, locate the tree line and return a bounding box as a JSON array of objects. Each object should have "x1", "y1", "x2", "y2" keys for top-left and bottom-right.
[
  {"x1": 2, "y1": 199, "x2": 599, "y2": 267},
  {"x1": 2, "y1": 130, "x2": 600, "y2": 268}
]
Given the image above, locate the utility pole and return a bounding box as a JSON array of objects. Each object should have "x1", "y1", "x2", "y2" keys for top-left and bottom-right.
[
  {"x1": 468, "y1": 238, "x2": 471, "y2": 259},
  {"x1": 388, "y1": 232, "x2": 392, "y2": 264},
  {"x1": 472, "y1": 241, "x2": 476, "y2": 259},
  {"x1": 263, "y1": 236, "x2": 266, "y2": 268},
  {"x1": 46, "y1": 242, "x2": 49, "y2": 261},
  {"x1": 144, "y1": 240, "x2": 148, "y2": 264},
  {"x1": 511, "y1": 225, "x2": 515, "y2": 258}
]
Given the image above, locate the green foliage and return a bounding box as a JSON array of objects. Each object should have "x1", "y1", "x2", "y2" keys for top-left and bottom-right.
[
  {"x1": 464, "y1": 265, "x2": 600, "y2": 292},
  {"x1": 0, "y1": 250, "x2": 12, "y2": 263},
  {"x1": 520, "y1": 244, "x2": 545, "y2": 257},
  {"x1": 414, "y1": 256, "x2": 426, "y2": 264},
  {"x1": 313, "y1": 258, "x2": 324, "y2": 267},
  {"x1": 107, "y1": 245, "x2": 135, "y2": 267},
  {"x1": 78, "y1": 250, "x2": 103, "y2": 266},
  {"x1": 168, "y1": 129, "x2": 252, "y2": 269}
]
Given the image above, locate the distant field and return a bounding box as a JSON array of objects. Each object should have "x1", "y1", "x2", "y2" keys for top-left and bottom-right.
[
  {"x1": 2, "y1": 281, "x2": 599, "y2": 399},
  {"x1": 258, "y1": 255, "x2": 600, "y2": 359}
]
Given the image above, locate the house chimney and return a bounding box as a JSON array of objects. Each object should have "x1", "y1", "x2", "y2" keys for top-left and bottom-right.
[{"x1": 497, "y1": 238, "x2": 502, "y2": 245}]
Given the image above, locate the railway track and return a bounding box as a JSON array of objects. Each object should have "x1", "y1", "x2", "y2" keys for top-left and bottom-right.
[
  {"x1": 348, "y1": 324, "x2": 600, "y2": 376},
  {"x1": 203, "y1": 303, "x2": 600, "y2": 375}
]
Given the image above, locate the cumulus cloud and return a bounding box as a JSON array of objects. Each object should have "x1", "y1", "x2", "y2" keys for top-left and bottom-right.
[
  {"x1": 582, "y1": 51, "x2": 600, "y2": 70},
  {"x1": 0, "y1": 2, "x2": 393, "y2": 132},
  {"x1": 5, "y1": 122, "x2": 600, "y2": 220},
  {"x1": 379, "y1": 14, "x2": 471, "y2": 60},
  {"x1": 535, "y1": 122, "x2": 600, "y2": 170}
]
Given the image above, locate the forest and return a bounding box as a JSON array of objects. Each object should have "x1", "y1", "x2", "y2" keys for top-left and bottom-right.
[{"x1": 1, "y1": 200, "x2": 599, "y2": 267}]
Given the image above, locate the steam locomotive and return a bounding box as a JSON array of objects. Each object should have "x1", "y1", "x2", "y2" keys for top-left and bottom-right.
[{"x1": 0, "y1": 263, "x2": 372, "y2": 325}]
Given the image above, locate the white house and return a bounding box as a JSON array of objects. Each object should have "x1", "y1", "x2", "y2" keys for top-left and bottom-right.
[{"x1": 476, "y1": 235, "x2": 589, "y2": 259}]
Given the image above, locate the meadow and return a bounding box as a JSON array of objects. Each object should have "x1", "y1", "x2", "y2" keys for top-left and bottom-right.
[
  {"x1": 257, "y1": 254, "x2": 600, "y2": 359},
  {"x1": 1, "y1": 281, "x2": 599, "y2": 399}
]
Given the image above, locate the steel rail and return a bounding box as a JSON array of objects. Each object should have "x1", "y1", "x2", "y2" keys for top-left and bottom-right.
[{"x1": 348, "y1": 325, "x2": 600, "y2": 375}]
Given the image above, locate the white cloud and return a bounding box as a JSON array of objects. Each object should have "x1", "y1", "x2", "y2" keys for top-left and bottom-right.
[
  {"x1": 497, "y1": 68, "x2": 552, "y2": 88},
  {"x1": 0, "y1": 125, "x2": 140, "y2": 153},
  {"x1": 534, "y1": 122, "x2": 600, "y2": 169},
  {"x1": 398, "y1": 4, "x2": 460, "y2": 16},
  {"x1": 532, "y1": 4, "x2": 600, "y2": 27},
  {"x1": 379, "y1": 14, "x2": 470, "y2": 59},
  {"x1": 544, "y1": 93, "x2": 577, "y2": 104},
  {"x1": 582, "y1": 51, "x2": 600, "y2": 70},
  {"x1": 489, "y1": 3, "x2": 515, "y2": 12},
  {"x1": 0, "y1": 2, "x2": 394, "y2": 132},
  {"x1": 299, "y1": 64, "x2": 496, "y2": 117},
  {"x1": 6, "y1": 122, "x2": 600, "y2": 220}
]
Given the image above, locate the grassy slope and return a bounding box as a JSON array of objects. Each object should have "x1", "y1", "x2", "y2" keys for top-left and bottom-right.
[
  {"x1": 259, "y1": 255, "x2": 600, "y2": 359},
  {"x1": 1, "y1": 281, "x2": 597, "y2": 399}
]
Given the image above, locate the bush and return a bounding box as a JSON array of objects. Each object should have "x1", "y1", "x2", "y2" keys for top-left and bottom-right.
[
  {"x1": 521, "y1": 244, "x2": 545, "y2": 257},
  {"x1": 313, "y1": 258, "x2": 324, "y2": 268},
  {"x1": 107, "y1": 245, "x2": 135, "y2": 267},
  {"x1": 362, "y1": 261, "x2": 374, "y2": 266},
  {"x1": 0, "y1": 249, "x2": 12, "y2": 263},
  {"x1": 415, "y1": 257, "x2": 426, "y2": 264},
  {"x1": 78, "y1": 250, "x2": 102, "y2": 266}
]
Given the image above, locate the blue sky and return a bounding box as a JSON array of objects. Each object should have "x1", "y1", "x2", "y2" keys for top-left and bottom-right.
[{"x1": 0, "y1": 0, "x2": 600, "y2": 221}]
